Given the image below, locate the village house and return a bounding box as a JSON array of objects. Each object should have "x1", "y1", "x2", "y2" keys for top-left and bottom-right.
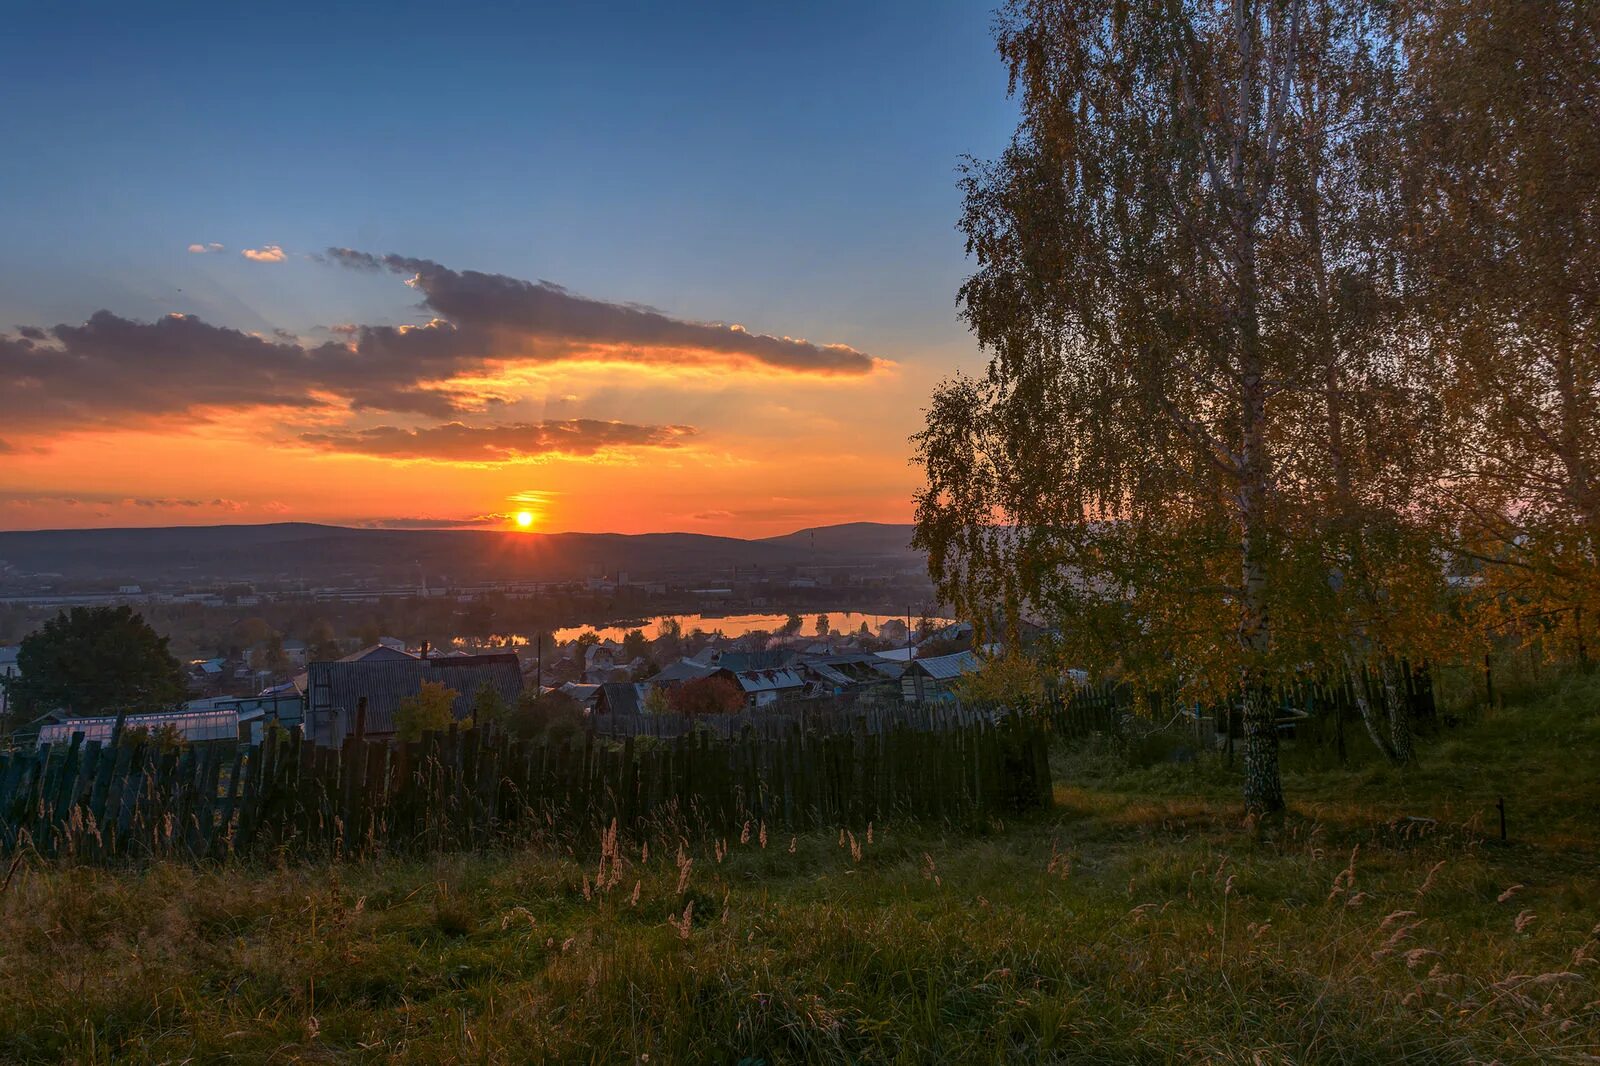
[{"x1": 303, "y1": 652, "x2": 522, "y2": 748}]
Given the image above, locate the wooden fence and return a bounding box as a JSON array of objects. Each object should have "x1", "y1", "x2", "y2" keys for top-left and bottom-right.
[
  {"x1": 592, "y1": 697, "x2": 1018, "y2": 740},
  {"x1": 0, "y1": 712, "x2": 1052, "y2": 865}
]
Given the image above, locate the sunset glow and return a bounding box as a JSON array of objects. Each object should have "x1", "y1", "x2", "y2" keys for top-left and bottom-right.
[
  {"x1": 514, "y1": 510, "x2": 534, "y2": 529},
  {"x1": 0, "y1": 4, "x2": 1003, "y2": 537}
]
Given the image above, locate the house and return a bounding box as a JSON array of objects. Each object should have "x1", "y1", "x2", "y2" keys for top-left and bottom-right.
[
  {"x1": 901, "y1": 650, "x2": 983, "y2": 703},
  {"x1": 304, "y1": 653, "x2": 522, "y2": 747},
  {"x1": 557, "y1": 681, "x2": 601, "y2": 709},
  {"x1": 800, "y1": 652, "x2": 903, "y2": 695},
  {"x1": 642, "y1": 658, "x2": 718, "y2": 689},
  {"x1": 714, "y1": 667, "x2": 806, "y2": 708},
  {"x1": 594, "y1": 682, "x2": 648, "y2": 715}
]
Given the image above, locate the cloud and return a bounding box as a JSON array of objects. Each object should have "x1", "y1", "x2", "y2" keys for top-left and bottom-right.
[
  {"x1": 0, "y1": 310, "x2": 487, "y2": 431},
  {"x1": 242, "y1": 245, "x2": 286, "y2": 263},
  {"x1": 127, "y1": 497, "x2": 245, "y2": 510},
  {"x1": 0, "y1": 253, "x2": 877, "y2": 452},
  {"x1": 187, "y1": 242, "x2": 225, "y2": 254},
  {"x1": 299, "y1": 419, "x2": 696, "y2": 463},
  {"x1": 0, "y1": 491, "x2": 248, "y2": 512},
  {"x1": 351, "y1": 515, "x2": 505, "y2": 529},
  {"x1": 324, "y1": 249, "x2": 880, "y2": 376}
]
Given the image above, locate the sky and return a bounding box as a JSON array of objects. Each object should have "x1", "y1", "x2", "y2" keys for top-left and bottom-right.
[{"x1": 0, "y1": 1, "x2": 1016, "y2": 537}]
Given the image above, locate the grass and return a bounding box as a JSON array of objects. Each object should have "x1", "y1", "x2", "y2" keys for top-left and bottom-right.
[{"x1": 0, "y1": 677, "x2": 1597, "y2": 1063}]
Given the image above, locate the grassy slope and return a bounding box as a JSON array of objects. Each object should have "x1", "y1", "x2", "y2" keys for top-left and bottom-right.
[{"x1": 1, "y1": 680, "x2": 1596, "y2": 1064}]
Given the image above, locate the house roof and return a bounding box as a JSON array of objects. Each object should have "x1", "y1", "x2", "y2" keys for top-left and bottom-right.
[
  {"x1": 722, "y1": 668, "x2": 805, "y2": 694},
  {"x1": 338, "y1": 644, "x2": 418, "y2": 663},
  {"x1": 645, "y1": 658, "x2": 718, "y2": 685},
  {"x1": 807, "y1": 662, "x2": 854, "y2": 687},
  {"x1": 908, "y1": 650, "x2": 982, "y2": 681},
  {"x1": 718, "y1": 649, "x2": 798, "y2": 673},
  {"x1": 307, "y1": 653, "x2": 522, "y2": 737},
  {"x1": 558, "y1": 682, "x2": 601, "y2": 705},
  {"x1": 595, "y1": 682, "x2": 646, "y2": 715}
]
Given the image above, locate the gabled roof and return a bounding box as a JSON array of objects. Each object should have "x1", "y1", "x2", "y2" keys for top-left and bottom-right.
[
  {"x1": 807, "y1": 662, "x2": 854, "y2": 687},
  {"x1": 722, "y1": 668, "x2": 805, "y2": 694},
  {"x1": 595, "y1": 682, "x2": 646, "y2": 715},
  {"x1": 307, "y1": 653, "x2": 522, "y2": 738},
  {"x1": 908, "y1": 650, "x2": 982, "y2": 681},
  {"x1": 645, "y1": 658, "x2": 718, "y2": 686},
  {"x1": 558, "y1": 682, "x2": 601, "y2": 705},
  {"x1": 338, "y1": 644, "x2": 418, "y2": 663}
]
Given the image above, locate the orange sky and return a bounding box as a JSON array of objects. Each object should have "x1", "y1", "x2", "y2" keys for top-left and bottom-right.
[{"x1": 0, "y1": 279, "x2": 963, "y2": 536}]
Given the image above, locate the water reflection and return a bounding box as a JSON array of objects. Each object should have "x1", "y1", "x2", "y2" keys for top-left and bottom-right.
[{"x1": 542, "y1": 611, "x2": 946, "y2": 644}]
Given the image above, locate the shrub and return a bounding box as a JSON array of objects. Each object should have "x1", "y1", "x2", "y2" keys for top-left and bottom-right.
[{"x1": 667, "y1": 676, "x2": 745, "y2": 715}]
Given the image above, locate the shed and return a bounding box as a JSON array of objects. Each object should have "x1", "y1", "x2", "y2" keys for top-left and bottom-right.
[{"x1": 902, "y1": 650, "x2": 982, "y2": 703}]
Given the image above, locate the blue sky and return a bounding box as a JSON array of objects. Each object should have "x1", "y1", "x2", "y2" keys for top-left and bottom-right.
[{"x1": 0, "y1": 1, "x2": 1018, "y2": 534}]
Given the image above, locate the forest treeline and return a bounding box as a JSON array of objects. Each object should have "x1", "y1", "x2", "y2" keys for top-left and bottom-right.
[{"x1": 914, "y1": 0, "x2": 1598, "y2": 813}]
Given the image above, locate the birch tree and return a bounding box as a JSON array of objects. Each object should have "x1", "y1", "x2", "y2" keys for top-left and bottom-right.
[
  {"x1": 1400, "y1": 0, "x2": 1600, "y2": 660},
  {"x1": 916, "y1": 0, "x2": 1421, "y2": 813}
]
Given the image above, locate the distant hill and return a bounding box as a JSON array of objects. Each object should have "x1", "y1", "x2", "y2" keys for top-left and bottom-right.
[
  {"x1": 0, "y1": 522, "x2": 924, "y2": 587},
  {"x1": 759, "y1": 522, "x2": 917, "y2": 557}
]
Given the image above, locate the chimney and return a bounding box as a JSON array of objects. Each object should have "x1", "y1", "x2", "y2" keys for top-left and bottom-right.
[{"x1": 420, "y1": 640, "x2": 431, "y2": 660}]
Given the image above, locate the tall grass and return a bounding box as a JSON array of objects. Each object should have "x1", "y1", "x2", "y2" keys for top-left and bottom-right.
[{"x1": 0, "y1": 675, "x2": 1595, "y2": 1063}]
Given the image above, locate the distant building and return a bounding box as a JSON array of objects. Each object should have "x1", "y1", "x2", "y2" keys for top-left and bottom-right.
[{"x1": 0, "y1": 645, "x2": 19, "y2": 718}]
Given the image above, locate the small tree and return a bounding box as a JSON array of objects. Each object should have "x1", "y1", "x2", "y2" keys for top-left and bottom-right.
[
  {"x1": 622, "y1": 628, "x2": 650, "y2": 662},
  {"x1": 781, "y1": 613, "x2": 803, "y2": 636},
  {"x1": 471, "y1": 681, "x2": 510, "y2": 729},
  {"x1": 394, "y1": 680, "x2": 461, "y2": 741},
  {"x1": 307, "y1": 619, "x2": 342, "y2": 662},
  {"x1": 668, "y1": 676, "x2": 745, "y2": 715},
  {"x1": 814, "y1": 614, "x2": 830, "y2": 639},
  {"x1": 509, "y1": 689, "x2": 583, "y2": 743}
]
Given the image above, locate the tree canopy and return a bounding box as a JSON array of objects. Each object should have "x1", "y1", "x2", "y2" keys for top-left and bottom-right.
[
  {"x1": 4, "y1": 606, "x2": 188, "y2": 718},
  {"x1": 913, "y1": 0, "x2": 1572, "y2": 813}
]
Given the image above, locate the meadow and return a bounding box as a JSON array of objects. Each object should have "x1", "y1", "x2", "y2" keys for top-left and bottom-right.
[{"x1": 0, "y1": 675, "x2": 1595, "y2": 1064}]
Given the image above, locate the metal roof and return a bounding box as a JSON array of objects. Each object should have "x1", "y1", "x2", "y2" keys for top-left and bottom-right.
[
  {"x1": 725, "y1": 668, "x2": 805, "y2": 694},
  {"x1": 908, "y1": 650, "x2": 983, "y2": 681},
  {"x1": 718, "y1": 649, "x2": 798, "y2": 673},
  {"x1": 646, "y1": 658, "x2": 718, "y2": 685},
  {"x1": 596, "y1": 682, "x2": 646, "y2": 715},
  {"x1": 39, "y1": 707, "x2": 239, "y2": 747}
]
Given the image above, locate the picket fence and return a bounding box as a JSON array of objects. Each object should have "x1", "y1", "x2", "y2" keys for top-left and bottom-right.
[{"x1": 0, "y1": 711, "x2": 1053, "y2": 864}]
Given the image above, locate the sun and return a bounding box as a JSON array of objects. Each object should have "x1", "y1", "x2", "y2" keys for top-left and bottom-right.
[{"x1": 514, "y1": 510, "x2": 535, "y2": 529}]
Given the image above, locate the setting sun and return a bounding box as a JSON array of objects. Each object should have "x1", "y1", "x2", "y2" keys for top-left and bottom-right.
[{"x1": 514, "y1": 510, "x2": 534, "y2": 528}]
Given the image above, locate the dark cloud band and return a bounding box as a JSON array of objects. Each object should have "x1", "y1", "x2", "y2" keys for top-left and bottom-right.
[{"x1": 299, "y1": 419, "x2": 696, "y2": 463}]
